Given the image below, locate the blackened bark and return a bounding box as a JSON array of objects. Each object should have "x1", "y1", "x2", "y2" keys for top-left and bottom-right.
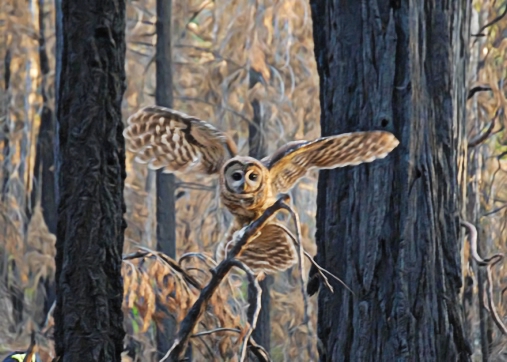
[
  {"x1": 53, "y1": 0, "x2": 127, "y2": 360},
  {"x1": 31, "y1": 0, "x2": 56, "y2": 234},
  {"x1": 155, "y1": 0, "x2": 177, "y2": 358},
  {"x1": 2, "y1": 49, "x2": 11, "y2": 201},
  {"x1": 31, "y1": 0, "x2": 57, "y2": 318},
  {"x1": 248, "y1": 69, "x2": 271, "y2": 351},
  {"x1": 155, "y1": 0, "x2": 176, "y2": 260},
  {"x1": 310, "y1": 1, "x2": 471, "y2": 361},
  {"x1": 1, "y1": 47, "x2": 25, "y2": 330}
]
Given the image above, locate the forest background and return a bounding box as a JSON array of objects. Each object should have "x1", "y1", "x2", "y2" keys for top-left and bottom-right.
[{"x1": 1, "y1": 0, "x2": 507, "y2": 361}]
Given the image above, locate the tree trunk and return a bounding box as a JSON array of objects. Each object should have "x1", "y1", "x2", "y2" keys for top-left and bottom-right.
[
  {"x1": 53, "y1": 0, "x2": 127, "y2": 360},
  {"x1": 154, "y1": 0, "x2": 177, "y2": 358},
  {"x1": 248, "y1": 69, "x2": 271, "y2": 352},
  {"x1": 310, "y1": 1, "x2": 472, "y2": 361},
  {"x1": 32, "y1": 0, "x2": 56, "y2": 235},
  {"x1": 32, "y1": 0, "x2": 57, "y2": 319}
]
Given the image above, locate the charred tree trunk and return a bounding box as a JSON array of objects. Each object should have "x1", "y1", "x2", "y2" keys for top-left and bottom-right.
[
  {"x1": 310, "y1": 1, "x2": 471, "y2": 361},
  {"x1": 1, "y1": 47, "x2": 24, "y2": 330},
  {"x1": 31, "y1": 0, "x2": 57, "y2": 319},
  {"x1": 53, "y1": 0, "x2": 127, "y2": 360},
  {"x1": 248, "y1": 69, "x2": 271, "y2": 352},
  {"x1": 155, "y1": 0, "x2": 177, "y2": 358},
  {"x1": 32, "y1": 0, "x2": 56, "y2": 234},
  {"x1": 2, "y1": 49, "x2": 11, "y2": 202}
]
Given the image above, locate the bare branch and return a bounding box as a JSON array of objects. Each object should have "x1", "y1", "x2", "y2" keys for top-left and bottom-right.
[
  {"x1": 468, "y1": 110, "x2": 499, "y2": 148},
  {"x1": 191, "y1": 327, "x2": 241, "y2": 338},
  {"x1": 461, "y1": 221, "x2": 507, "y2": 335},
  {"x1": 160, "y1": 196, "x2": 290, "y2": 361},
  {"x1": 230, "y1": 260, "x2": 262, "y2": 362},
  {"x1": 472, "y1": 6, "x2": 507, "y2": 37},
  {"x1": 482, "y1": 204, "x2": 507, "y2": 217},
  {"x1": 280, "y1": 203, "x2": 316, "y2": 361},
  {"x1": 178, "y1": 252, "x2": 218, "y2": 269},
  {"x1": 274, "y1": 222, "x2": 353, "y2": 294},
  {"x1": 123, "y1": 248, "x2": 202, "y2": 289},
  {"x1": 467, "y1": 86, "x2": 492, "y2": 100}
]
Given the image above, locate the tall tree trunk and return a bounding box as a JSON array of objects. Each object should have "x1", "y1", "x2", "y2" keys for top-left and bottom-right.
[
  {"x1": 31, "y1": 0, "x2": 57, "y2": 319},
  {"x1": 248, "y1": 69, "x2": 271, "y2": 352},
  {"x1": 2, "y1": 49, "x2": 12, "y2": 202},
  {"x1": 53, "y1": 0, "x2": 127, "y2": 360},
  {"x1": 32, "y1": 0, "x2": 56, "y2": 235},
  {"x1": 310, "y1": 1, "x2": 472, "y2": 361},
  {"x1": 154, "y1": 0, "x2": 177, "y2": 358},
  {"x1": 1, "y1": 46, "x2": 24, "y2": 330}
]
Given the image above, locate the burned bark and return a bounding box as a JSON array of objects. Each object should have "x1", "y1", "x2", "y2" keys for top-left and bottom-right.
[
  {"x1": 30, "y1": 0, "x2": 57, "y2": 319},
  {"x1": 248, "y1": 69, "x2": 272, "y2": 352},
  {"x1": 310, "y1": 1, "x2": 471, "y2": 361},
  {"x1": 31, "y1": 0, "x2": 56, "y2": 235},
  {"x1": 154, "y1": 0, "x2": 178, "y2": 358},
  {"x1": 53, "y1": 0, "x2": 127, "y2": 360}
]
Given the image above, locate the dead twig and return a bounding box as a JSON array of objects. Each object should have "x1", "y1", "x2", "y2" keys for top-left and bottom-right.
[
  {"x1": 461, "y1": 221, "x2": 507, "y2": 335},
  {"x1": 191, "y1": 327, "x2": 241, "y2": 338},
  {"x1": 274, "y1": 223, "x2": 353, "y2": 294},
  {"x1": 467, "y1": 86, "x2": 492, "y2": 100},
  {"x1": 230, "y1": 260, "x2": 262, "y2": 362},
  {"x1": 123, "y1": 248, "x2": 202, "y2": 289},
  {"x1": 280, "y1": 202, "x2": 316, "y2": 361},
  {"x1": 468, "y1": 109, "x2": 500, "y2": 148},
  {"x1": 472, "y1": 5, "x2": 507, "y2": 38},
  {"x1": 160, "y1": 196, "x2": 290, "y2": 362},
  {"x1": 179, "y1": 252, "x2": 218, "y2": 269}
]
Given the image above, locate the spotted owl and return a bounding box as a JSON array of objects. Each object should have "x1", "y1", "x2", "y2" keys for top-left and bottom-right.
[{"x1": 123, "y1": 106, "x2": 399, "y2": 275}]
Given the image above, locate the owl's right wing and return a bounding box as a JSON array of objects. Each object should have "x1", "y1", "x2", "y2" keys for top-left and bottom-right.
[
  {"x1": 263, "y1": 131, "x2": 399, "y2": 194},
  {"x1": 123, "y1": 106, "x2": 238, "y2": 176}
]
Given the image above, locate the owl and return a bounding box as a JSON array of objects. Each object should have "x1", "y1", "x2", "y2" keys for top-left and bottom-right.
[{"x1": 123, "y1": 106, "x2": 399, "y2": 275}]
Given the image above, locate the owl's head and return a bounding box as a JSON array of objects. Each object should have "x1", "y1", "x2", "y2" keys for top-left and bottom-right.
[{"x1": 222, "y1": 157, "x2": 266, "y2": 195}]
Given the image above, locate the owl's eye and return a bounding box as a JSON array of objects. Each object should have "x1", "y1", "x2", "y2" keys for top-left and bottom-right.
[
  {"x1": 249, "y1": 173, "x2": 258, "y2": 181},
  {"x1": 232, "y1": 172, "x2": 242, "y2": 181}
]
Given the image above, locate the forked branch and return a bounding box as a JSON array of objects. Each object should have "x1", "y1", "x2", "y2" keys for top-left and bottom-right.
[
  {"x1": 461, "y1": 221, "x2": 507, "y2": 335},
  {"x1": 468, "y1": 109, "x2": 500, "y2": 148},
  {"x1": 160, "y1": 195, "x2": 290, "y2": 361},
  {"x1": 230, "y1": 260, "x2": 263, "y2": 362}
]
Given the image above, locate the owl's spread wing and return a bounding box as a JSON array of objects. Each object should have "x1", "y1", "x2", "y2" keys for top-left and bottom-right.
[
  {"x1": 123, "y1": 106, "x2": 238, "y2": 176},
  {"x1": 238, "y1": 223, "x2": 297, "y2": 274},
  {"x1": 217, "y1": 223, "x2": 297, "y2": 275},
  {"x1": 263, "y1": 131, "x2": 399, "y2": 193}
]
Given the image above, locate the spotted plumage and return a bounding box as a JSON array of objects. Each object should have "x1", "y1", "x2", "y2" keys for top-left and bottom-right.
[{"x1": 124, "y1": 106, "x2": 400, "y2": 275}]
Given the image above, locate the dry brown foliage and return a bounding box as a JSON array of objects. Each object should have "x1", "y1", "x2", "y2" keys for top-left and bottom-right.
[{"x1": 122, "y1": 249, "x2": 251, "y2": 361}]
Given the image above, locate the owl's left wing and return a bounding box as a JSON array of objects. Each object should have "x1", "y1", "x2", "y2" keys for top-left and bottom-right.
[
  {"x1": 262, "y1": 131, "x2": 399, "y2": 194},
  {"x1": 124, "y1": 106, "x2": 238, "y2": 176},
  {"x1": 237, "y1": 223, "x2": 297, "y2": 275}
]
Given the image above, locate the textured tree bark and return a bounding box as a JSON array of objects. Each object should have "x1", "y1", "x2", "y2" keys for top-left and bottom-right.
[
  {"x1": 248, "y1": 69, "x2": 271, "y2": 352},
  {"x1": 31, "y1": 0, "x2": 57, "y2": 320},
  {"x1": 32, "y1": 0, "x2": 56, "y2": 235},
  {"x1": 310, "y1": 1, "x2": 472, "y2": 361},
  {"x1": 154, "y1": 0, "x2": 178, "y2": 358},
  {"x1": 53, "y1": 0, "x2": 127, "y2": 360}
]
